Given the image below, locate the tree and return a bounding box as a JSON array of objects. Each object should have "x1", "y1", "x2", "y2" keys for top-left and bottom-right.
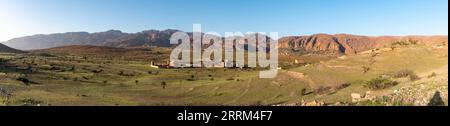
[{"x1": 161, "y1": 81, "x2": 167, "y2": 89}]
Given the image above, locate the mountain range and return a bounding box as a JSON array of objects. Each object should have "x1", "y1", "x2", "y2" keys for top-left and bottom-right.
[
  {"x1": 4, "y1": 29, "x2": 181, "y2": 50},
  {"x1": 279, "y1": 34, "x2": 448, "y2": 55},
  {"x1": 3, "y1": 29, "x2": 448, "y2": 55}
]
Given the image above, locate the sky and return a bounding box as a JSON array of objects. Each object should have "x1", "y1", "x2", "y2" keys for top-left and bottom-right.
[{"x1": 0, "y1": 0, "x2": 448, "y2": 41}]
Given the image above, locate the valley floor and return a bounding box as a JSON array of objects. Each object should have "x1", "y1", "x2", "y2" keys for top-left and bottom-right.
[{"x1": 0, "y1": 45, "x2": 448, "y2": 106}]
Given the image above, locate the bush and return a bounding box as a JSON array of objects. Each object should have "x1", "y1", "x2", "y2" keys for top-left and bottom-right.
[
  {"x1": 392, "y1": 69, "x2": 412, "y2": 78},
  {"x1": 428, "y1": 72, "x2": 437, "y2": 78},
  {"x1": 300, "y1": 88, "x2": 307, "y2": 96},
  {"x1": 161, "y1": 81, "x2": 167, "y2": 89},
  {"x1": 187, "y1": 75, "x2": 197, "y2": 81},
  {"x1": 391, "y1": 39, "x2": 418, "y2": 47},
  {"x1": 365, "y1": 76, "x2": 398, "y2": 90},
  {"x1": 336, "y1": 83, "x2": 351, "y2": 90},
  {"x1": 21, "y1": 98, "x2": 43, "y2": 106},
  {"x1": 16, "y1": 77, "x2": 31, "y2": 85},
  {"x1": 313, "y1": 86, "x2": 332, "y2": 95},
  {"x1": 391, "y1": 69, "x2": 419, "y2": 81},
  {"x1": 226, "y1": 77, "x2": 235, "y2": 81},
  {"x1": 362, "y1": 66, "x2": 370, "y2": 73},
  {"x1": 118, "y1": 71, "x2": 136, "y2": 76}
]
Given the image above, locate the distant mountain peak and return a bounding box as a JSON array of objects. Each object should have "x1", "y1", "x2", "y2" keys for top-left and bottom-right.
[{"x1": 104, "y1": 29, "x2": 123, "y2": 33}]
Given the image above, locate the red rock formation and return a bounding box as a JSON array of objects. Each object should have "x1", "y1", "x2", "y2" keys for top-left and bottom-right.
[{"x1": 278, "y1": 34, "x2": 448, "y2": 55}]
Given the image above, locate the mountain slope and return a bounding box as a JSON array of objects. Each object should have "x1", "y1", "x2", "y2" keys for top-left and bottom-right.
[
  {"x1": 0, "y1": 43, "x2": 25, "y2": 53},
  {"x1": 33, "y1": 45, "x2": 172, "y2": 64},
  {"x1": 278, "y1": 34, "x2": 448, "y2": 55},
  {"x1": 4, "y1": 29, "x2": 180, "y2": 50}
]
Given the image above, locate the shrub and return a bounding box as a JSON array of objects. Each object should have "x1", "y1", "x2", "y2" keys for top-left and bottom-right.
[
  {"x1": 313, "y1": 86, "x2": 332, "y2": 95},
  {"x1": 161, "y1": 81, "x2": 167, "y2": 89},
  {"x1": 300, "y1": 88, "x2": 307, "y2": 96},
  {"x1": 391, "y1": 39, "x2": 419, "y2": 47},
  {"x1": 371, "y1": 53, "x2": 379, "y2": 58},
  {"x1": 68, "y1": 66, "x2": 75, "y2": 71},
  {"x1": 392, "y1": 69, "x2": 413, "y2": 78},
  {"x1": 0, "y1": 87, "x2": 12, "y2": 105},
  {"x1": 365, "y1": 76, "x2": 398, "y2": 90},
  {"x1": 118, "y1": 71, "x2": 136, "y2": 76},
  {"x1": 390, "y1": 46, "x2": 396, "y2": 50},
  {"x1": 362, "y1": 66, "x2": 370, "y2": 73},
  {"x1": 391, "y1": 69, "x2": 419, "y2": 81},
  {"x1": 21, "y1": 98, "x2": 43, "y2": 106},
  {"x1": 16, "y1": 77, "x2": 31, "y2": 85},
  {"x1": 409, "y1": 73, "x2": 420, "y2": 81},
  {"x1": 187, "y1": 75, "x2": 196, "y2": 81},
  {"x1": 336, "y1": 83, "x2": 351, "y2": 90},
  {"x1": 428, "y1": 72, "x2": 437, "y2": 78},
  {"x1": 226, "y1": 77, "x2": 235, "y2": 81}
]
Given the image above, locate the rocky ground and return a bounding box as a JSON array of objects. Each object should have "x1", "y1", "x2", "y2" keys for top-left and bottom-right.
[
  {"x1": 276, "y1": 66, "x2": 448, "y2": 106},
  {"x1": 360, "y1": 71, "x2": 448, "y2": 106}
]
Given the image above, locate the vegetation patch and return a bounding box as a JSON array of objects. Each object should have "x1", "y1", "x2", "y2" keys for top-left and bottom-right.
[
  {"x1": 365, "y1": 76, "x2": 398, "y2": 90},
  {"x1": 389, "y1": 69, "x2": 420, "y2": 81}
]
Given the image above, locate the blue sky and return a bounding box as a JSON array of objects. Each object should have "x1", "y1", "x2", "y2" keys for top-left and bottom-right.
[{"x1": 0, "y1": 0, "x2": 448, "y2": 41}]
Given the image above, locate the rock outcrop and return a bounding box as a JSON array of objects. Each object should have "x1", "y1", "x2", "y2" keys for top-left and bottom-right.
[{"x1": 278, "y1": 34, "x2": 448, "y2": 55}]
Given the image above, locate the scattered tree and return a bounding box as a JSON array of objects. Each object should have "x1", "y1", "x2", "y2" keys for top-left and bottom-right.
[{"x1": 161, "y1": 81, "x2": 167, "y2": 89}]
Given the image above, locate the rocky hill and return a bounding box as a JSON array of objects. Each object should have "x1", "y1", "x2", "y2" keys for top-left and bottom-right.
[
  {"x1": 278, "y1": 34, "x2": 448, "y2": 55},
  {"x1": 0, "y1": 43, "x2": 25, "y2": 53}
]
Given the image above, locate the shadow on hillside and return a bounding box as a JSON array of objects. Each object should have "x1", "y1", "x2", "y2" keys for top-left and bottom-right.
[{"x1": 427, "y1": 91, "x2": 445, "y2": 106}]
